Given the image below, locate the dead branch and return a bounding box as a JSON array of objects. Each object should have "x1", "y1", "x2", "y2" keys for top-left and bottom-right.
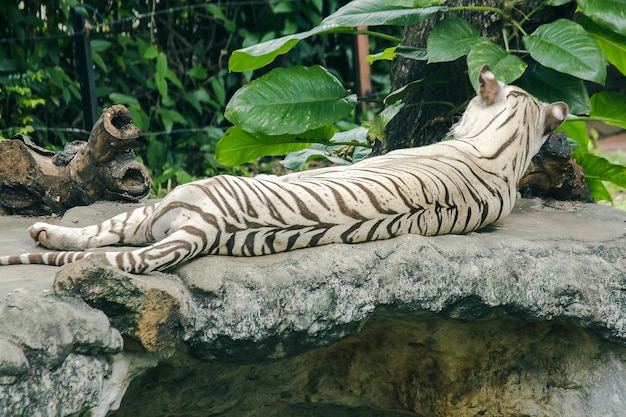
[{"x1": 0, "y1": 105, "x2": 151, "y2": 215}]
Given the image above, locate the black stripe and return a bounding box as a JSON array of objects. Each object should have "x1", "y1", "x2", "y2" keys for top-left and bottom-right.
[
  {"x1": 188, "y1": 182, "x2": 230, "y2": 218},
  {"x1": 366, "y1": 218, "x2": 387, "y2": 241}
]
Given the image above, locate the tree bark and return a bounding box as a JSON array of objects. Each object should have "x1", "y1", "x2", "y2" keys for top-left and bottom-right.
[{"x1": 0, "y1": 105, "x2": 151, "y2": 215}]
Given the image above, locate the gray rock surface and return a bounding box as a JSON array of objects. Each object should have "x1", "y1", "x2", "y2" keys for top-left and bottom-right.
[
  {"x1": 0, "y1": 199, "x2": 625, "y2": 416},
  {"x1": 0, "y1": 289, "x2": 124, "y2": 417}
]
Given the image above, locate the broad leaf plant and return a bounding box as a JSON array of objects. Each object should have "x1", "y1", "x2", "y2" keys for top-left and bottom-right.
[{"x1": 220, "y1": 0, "x2": 626, "y2": 203}]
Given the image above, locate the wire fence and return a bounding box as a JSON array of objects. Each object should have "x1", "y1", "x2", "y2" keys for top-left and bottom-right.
[
  {"x1": 0, "y1": 0, "x2": 299, "y2": 43},
  {"x1": 0, "y1": 0, "x2": 315, "y2": 140},
  {"x1": 0, "y1": 126, "x2": 217, "y2": 138}
]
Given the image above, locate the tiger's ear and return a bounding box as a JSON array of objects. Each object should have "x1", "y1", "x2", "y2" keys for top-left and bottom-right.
[
  {"x1": 543, "y1": 102, "x2": 568, "y2": 133},
  {"x1": 478, "y1": 65, "x2": 502, "y2": 106}
]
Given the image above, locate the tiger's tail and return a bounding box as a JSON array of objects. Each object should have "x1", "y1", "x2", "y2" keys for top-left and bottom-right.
[
  {"x1": 0, "y1": 251, "x2": 92, "y2": 267},
  {"x1": 2, "y1": 228, "x2": 205, "y2": 273}
]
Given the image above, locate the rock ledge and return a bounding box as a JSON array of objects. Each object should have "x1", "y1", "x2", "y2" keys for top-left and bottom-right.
[{"x1": 1, "y1": 199, "x2": 625, "y2": 416}]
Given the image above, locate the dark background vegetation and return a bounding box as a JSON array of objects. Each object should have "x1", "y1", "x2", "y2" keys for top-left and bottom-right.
[{"x1": 0, "y1": 0, "x2": 396, "y2": 192}]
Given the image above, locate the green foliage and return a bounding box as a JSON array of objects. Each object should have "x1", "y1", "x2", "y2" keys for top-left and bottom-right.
[
  {"x1": 216, "y1": 125, "x2": 334, "y2": 166},
  {"x1": 0, "y1": 1, "x2": 80, "y2": 144},
  {"x1": 581, "y1": 15, "x2": 626, "y2": 76},
  {"x1": 217, "y1": 64, "x2": 363, "y2": 164},
  {"x1": 228, "y1": 0, "x2": 446, "y2": 72},
  {"x1": 599, "y1": 151, "x2": 626, "y2": 210},
  {"x1": 426, "y1": 17, "x2": 479, "y2": 63},
  {"x1": 523, "y1": 19, "x2": 606, "y2": 84},
  {"x1": 225, "y1": 65, "x2": 357, "y2": 135},
  {"x1": 465, "y1": 39, "x2": 527, "y2": 91},
  {"x1": 223, "y1": 0, "x2": 626, "y2": 204},
  {"x1": 280, "y1": 127, "x2": 371, "y2": 170},
  {"x1": 0, "y1": 0, "x2": 351, "y2": 195},
  {"x1": 516, "y1": 66, "x2": 591, "y2": 115}
]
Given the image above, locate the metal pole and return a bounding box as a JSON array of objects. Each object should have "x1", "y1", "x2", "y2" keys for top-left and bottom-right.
[
  {"x1": 353, "y1": 26, "x2": 372, "y2": 123},
  {"x1": 70, "y1": 6, "x2": 98, "y2": 131}
]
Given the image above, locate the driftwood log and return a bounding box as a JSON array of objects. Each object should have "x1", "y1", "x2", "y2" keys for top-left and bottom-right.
[
  {"x1": 518, "y1": 131, "x2": 592, "y2": 202},
  {"x1": 0, "y1": 105, "x2": 151, "y2": 215}
]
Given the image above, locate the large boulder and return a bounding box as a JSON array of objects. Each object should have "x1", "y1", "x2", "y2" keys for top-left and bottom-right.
[{"x1": 1, "y1": 199, "x2": 625, "y2": 416}]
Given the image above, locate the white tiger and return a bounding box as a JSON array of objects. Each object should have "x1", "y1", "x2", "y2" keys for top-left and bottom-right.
[{"x1": 0, "y1": 66, "x2": 567, "y2": 273}]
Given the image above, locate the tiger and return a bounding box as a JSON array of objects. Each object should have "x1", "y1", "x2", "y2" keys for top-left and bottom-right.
[{"x1": 0, "y1": 66, "x2": 568, "y2": 274}]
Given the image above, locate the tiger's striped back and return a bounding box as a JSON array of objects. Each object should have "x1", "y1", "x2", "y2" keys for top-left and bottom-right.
[{"x1": 0, "y1": 66, "x2": 568, "y2": 273}]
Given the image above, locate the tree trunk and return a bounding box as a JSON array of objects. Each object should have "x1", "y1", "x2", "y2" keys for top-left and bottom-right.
[{"x1": 0, "y1": 105, "x2": 151, "y2": 215}]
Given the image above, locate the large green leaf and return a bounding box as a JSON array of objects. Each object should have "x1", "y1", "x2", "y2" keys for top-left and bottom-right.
[
  {"x1": 466, "y1": 39, "x2": 527, "y2": 91},
  {"x1": 225, "y1": 65, "x2": 357, "y2": 136},
  {"x1": 281, "y1": 143, "x2": 353, "y2": 170},
  {"x1": 585, "y1": 178, "x2": 613, "y2": 203},
  {"x1": 367, "y1": 46, "x2": 398, "y2": 63},
  {"x1": 580, "y1": 15, "x2": 626, "y2": 77},
  {"x1": 229, "y1": 26, "x2": 332, "y2": 72},
  {"x1": 575, "y1": 152, "x2": 626, "y2": 188},
  {"x1": 229, "y1": 1, "x2": 446, "y2": 72},
  {"x1": 590, "y1": 92, "x2": 626, "y2": 129},
  {"x1": 523, "y1": 19, "x2": 606, "y2": 84},
  {"x1": 427, "y1": 17, "x2": 480, "y2": 63},
  {"x1": 558, "y1": 120, "x2": 589, "y2": 148},
  {"x1": 384, "y1": 70, "x2": 448, "y2": 105},
  {"x1": 321, "y1": 0, "x2": 447, "y2": 27},
  {"x1": 515, "y1": 65, "x2": 591, "y2": 115},
  {"x1": 395, "y1": 45, "x2": 429, "y2": 61},
  {"x1": 215, "y1": 125, "x2": 334, "y2": 166},
  {"x1": 281, "y1": 127, "x2": 371, "y2": 170},
  {"x1": 578, "y1": 0, "x2": 626, "y2": 36}
]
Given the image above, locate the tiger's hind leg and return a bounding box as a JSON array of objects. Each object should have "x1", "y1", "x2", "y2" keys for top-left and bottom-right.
[
  {"x1": 104, "y1": 227, "x2": 208, "y2": 273},
  {"x1": 30, "y1": 203, "x2": 159, "y2": 251}
]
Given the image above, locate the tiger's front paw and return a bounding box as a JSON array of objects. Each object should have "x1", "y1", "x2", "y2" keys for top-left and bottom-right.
[
  {"x1": 28, "y1": 222, "x2": 82, "y2": 250},
  {"x1": 29, "y1": 222, "x2": 52, "y2": 247}
]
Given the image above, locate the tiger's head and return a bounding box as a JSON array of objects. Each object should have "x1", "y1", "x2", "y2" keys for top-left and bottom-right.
[{"x1": 452, "y1": 65, "x2": 569, "y2": 160}]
